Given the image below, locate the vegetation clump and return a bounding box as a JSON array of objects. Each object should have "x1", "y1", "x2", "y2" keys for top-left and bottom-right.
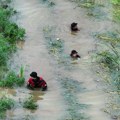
[
  {"x1": 43, "y1": 26, "x2": 64, "y2": 55},
  {"x1": 95, "y1": 31, "x2": 120, "y2": 118},
  {"x1": 41, "y1": 0, "x2": 55, "y2": 7},
  {"x1": 60, "y1": 77, "x2": 89, "y2": 120},
  {"x1": 23, "y1": 96, "x2": 38, "y2": 110},
  {"x1": 111, "y1": 0, "x2": 120, "y2": 22},
  {"x1": 43, "y1": 26, "x2": 73, "y2": 70},
  {"x1": 43, "y1": 25, "x2": 89, "y2": 119},
  {"x1": 0, "y1": 71, "x2": 25, "y2": 88},
  {"x1": 0, "y1": 0, "x2": 25, "y2": 79},
  {"x1": 0, "y1": 94, "x2": 14, "y2": 119}
]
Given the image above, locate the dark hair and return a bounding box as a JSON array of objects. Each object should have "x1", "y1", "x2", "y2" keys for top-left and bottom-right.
[
  {"x1": 71, "y1": 22, "x2": 77, "y2": 28},
  {"x1": 70, "y1": 50, "x2": 78, "y2": 56},
  {"x1": 30, "y1": 72, "x2": 37, "y2": 78},
  {"x1": 71, "y1": 50, "x2": 77, "y2": 54}
]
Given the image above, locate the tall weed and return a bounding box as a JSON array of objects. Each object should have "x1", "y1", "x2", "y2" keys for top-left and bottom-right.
[{"x1": 95, "y1": 31, "x2": 120, "y2": 118}]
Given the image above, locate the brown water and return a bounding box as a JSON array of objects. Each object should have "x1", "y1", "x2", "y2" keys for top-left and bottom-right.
[{"x1": 3, "y1": 0, "x2": 116, "y2": 119}]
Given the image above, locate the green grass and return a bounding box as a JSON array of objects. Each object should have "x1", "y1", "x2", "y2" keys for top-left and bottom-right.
[
  {"x1": 78, "y1": 2, "x2": 94, "y2": 8},
  {"x1": 0, "y1": 71, "x2": 25, "y2": 88},
  {"x1": 0, "y1": 95, "x2": 14, "y2": 119},
  {"x1": 23, "y1": 96, "x2": 38, "y2": 110},
  {"x1": 69, "y1": 0, "x2": 107, "y2": 20},
  {"x1": 0, "y1": 0, "x2": 25, "y2": 79},
  {"x1": 111, "y1": 0, "x2": 120, "y2": 5},
  {"x1": 57, "y1": 77, "x2": 89, "y2": 120},
  {"x1": 111, "y1": 0, "x2": 120, "y2": 22},
  {"x1": 19, "y1": 65, "x2": 25, "y2": 78},
  {"x1": 112, "y1": 6, "x2": 120, "y2": 22},
  {"x1": 95, "y1": 31, "x2": 120, "y2": 118}
]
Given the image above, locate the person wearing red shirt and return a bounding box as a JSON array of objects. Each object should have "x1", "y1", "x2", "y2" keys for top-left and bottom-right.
[{"x1": 27, "y1": 72, "x2": 47, "y2": 91}]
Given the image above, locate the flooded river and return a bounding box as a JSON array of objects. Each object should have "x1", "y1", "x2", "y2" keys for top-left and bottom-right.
[{"x1": 2, "y1": 0, "x2": 116, "y2": 119}]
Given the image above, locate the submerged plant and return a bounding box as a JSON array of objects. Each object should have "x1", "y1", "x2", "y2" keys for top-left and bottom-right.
[
  {"x1": 48, "y1": 1, "x2": 55, "y2": 7},
  {"x1": 41, "y1": 0, "x2": 55, "y2": 7},
  {"x1": 111, "y1": 0, "x2": 120, "y2": 22},
  {"x1": 79, "y1": 2, "x2": 94, "y2": 8},
  {"x1": 59, "y1": 77, "x2": 89, "y2": 120},
  {"x1": 43, "y1": 26, "x2": 64, "y2": 54},
  {"x1": 23, "y1": 96, "x2": 38, "y2": 110}
]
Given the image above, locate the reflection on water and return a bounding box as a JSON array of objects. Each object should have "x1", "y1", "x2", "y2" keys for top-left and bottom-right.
[
  {"x1": 30, "y1": 90, "x2": 44, "y2": 102},
  {"x1": 0, "y1": 88, "x2": 16, "y2": 96}
]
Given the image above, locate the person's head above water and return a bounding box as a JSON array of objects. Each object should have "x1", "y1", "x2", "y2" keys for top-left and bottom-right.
[
  {"x1": 71, "y1": 22, "x2": 79, "y2": 31},
  {"x1": 71, "y1": 50, "x2": 78, "y2": 54},
  {"x1": 30, "y1": 72, "x2": 37, "y2": 79},
  {"x1": 71, "y1": 22, "x2": 77, "y2": 28},
  {"x1": 70, "y1": 50, "x2": 80, "y2": 59}
]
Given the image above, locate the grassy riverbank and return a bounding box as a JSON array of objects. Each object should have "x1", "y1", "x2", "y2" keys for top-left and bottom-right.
[
  {"x1": 0, "y1": 0, "x2": 25, "y2": 79},
  {"x1": 95, "y1": 0, "x2": 120, "y2": 119},
  {"x1": 0, "y1": 1, "x2": 25, "y2": 118},
  {"x1": 95, "y1": 30, "x2": 120, "y2": 119}
]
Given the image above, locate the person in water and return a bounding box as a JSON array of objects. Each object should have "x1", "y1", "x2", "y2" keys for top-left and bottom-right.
[
  {"x1": 71, "y1": 22, "x2": 80, "y2": 32},
  {"x1": 27, "y1": 72, "x2": 47, "y2": 91},
  {"x1": 70, "y1": 50, "x2": 81, "y2": 59}
]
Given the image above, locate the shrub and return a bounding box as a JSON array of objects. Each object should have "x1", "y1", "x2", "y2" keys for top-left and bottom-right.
[
  {"x1": 4, "y1": 23, "x2": 25, "y2": 43},
  {"x1": 0, "y1": 95, "x2": 14, "y2": 118},
  {"x1": 23, "y1": 96, "x2": 38, "y2": 110},
  {"x1": 0, "y1": 49, "x2": 7, "y2": 66},
  {"x1": 0, "y1": 71, "x2": 25, "y2": 88},
  {"x1": 0, "y1": 0, "x2": 25, "y2": 79}
]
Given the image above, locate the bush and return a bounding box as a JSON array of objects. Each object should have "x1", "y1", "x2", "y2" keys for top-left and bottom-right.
[
  {"x1": 0, "y1": 0, "x2": 25, "y2": 79},
  {"x1": 0, "y1": 71, "x2": 25, "y2": 88},
  {"x1": 0, "y1": 49, "x2": 7, "y2": 66},
  {"x1": 23, "y1": 96, "x2": 38, "y2": 110},
  {"x1": 4, "y1": 23, "x2": 25, "y2": 43},
  {"x1": 0, "y1": 95, "x2": 14, "y2": 118}
]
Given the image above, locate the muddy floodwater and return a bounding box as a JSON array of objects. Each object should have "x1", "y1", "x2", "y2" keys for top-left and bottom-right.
[{"x1": 1, "y1": 0, "x2": 118, "y2": 119}]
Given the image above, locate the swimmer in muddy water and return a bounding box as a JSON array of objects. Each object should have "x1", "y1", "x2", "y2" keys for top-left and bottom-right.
[
  {"x1": 71, "y1": 22, "x2": 80, "y2": 32},
  {"x1": 70, "y1": 50, "x2": 81, "y2": 60},
  {"x1": 27, "y1": 72, "x2": 47, "y2": 91}
]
